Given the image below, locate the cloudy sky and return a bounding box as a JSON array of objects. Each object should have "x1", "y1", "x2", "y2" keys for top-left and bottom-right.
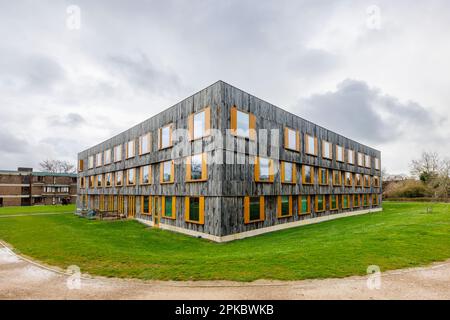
[{"x1": 0, "y1": 0, "x2": 449, "y2": 174}]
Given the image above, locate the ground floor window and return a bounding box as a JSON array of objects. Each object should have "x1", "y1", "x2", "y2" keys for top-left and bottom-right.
[
  {"x1": 353, "y1": 194, "x2": 361, "y2": 207},
  {"x1": 162, "y1": 196, "x2": 176, "y2": 219},
  {"x1": 315, "y1": 195, "x2": 326, "y2": 212},
  {"x1": 330, "y1": 195, "x2": 339, "y2": 210},
  {"x1": 342, "y1": 195, "x2": 350, "y2": 209},
  {"x1": 299, "y1": 195, "x2": 311, "y2": 215},
  {"x1": 372, "y1": 194, "x2": 379, "y2": 206},
  {"x1": 363, "y1": 194, "x2": 370, "y2": 207},
  {"x1": 185, "y1": 197, "x2": 205, "y2": 224},
  {"x1": 244, "y1": 196, "x2": 264, "y2": 223},
  {"x1": 277, "y1": 195, "x2": 292, "y2": 218},
  {"x1": 141, "y1": 196, "x2": 152, "y2": 215}
]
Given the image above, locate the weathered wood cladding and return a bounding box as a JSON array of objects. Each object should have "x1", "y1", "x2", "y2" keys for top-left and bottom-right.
[{"x1": 77, "y1": 80, "x2": 382, "y2": 239}]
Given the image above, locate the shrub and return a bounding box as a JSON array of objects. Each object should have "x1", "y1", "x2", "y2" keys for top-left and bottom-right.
[{"x1": 384, "y1": 180, "x2": 432, "y2": 199}]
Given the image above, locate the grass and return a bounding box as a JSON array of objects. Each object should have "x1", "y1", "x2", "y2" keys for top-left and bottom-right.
[
  {"x1": 0, "y1": 202, "x2": 449, "y2": 281},
  {"x1": 0, "y1": 204, "x2": 76, "y2": 216}
]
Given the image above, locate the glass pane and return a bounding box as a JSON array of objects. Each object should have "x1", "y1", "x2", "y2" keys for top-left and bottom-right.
[
  {"x1": 142, "y1": 166, "x2": 149, "y2": 184},
  {"x1": 189, "y1": 198, "x2": 200, "y2": 221},
  {"x1": 259, "y1": 158, "x2": 270, "y2": 180},
  {"x1": 128, "y1": 141, "x2": 135, "y2": 157},
  {"x1": 193, "y1": 112, "x2": 205, "y2": 139},
  {"x1": 305, "y1": 166, "x2": 312, "y2": 183},
  {"x1": 331, "y1": 195, "x2": 337, "y2": 208},
  {"x1": 344, "y1": 196, "x2": 348, "y2": 207},
  {"x1": 143, "y1": 196, "x2": 149, "y2": 213},
  {"x1": 128, "y1": 169, "x2": 134, "y2": 184},
  {"x1": 165, "y1": 197, "x2": 172, "y2": 217},
  {"x1": 288, "y1": 129, "x2": 296, "y2": 149},
  {"x1": 301, "y1": 196, "x2": 308, "y2": 213},
  {"x1": 141, "y1": 135, "x2": 149, "y2": 153},
  {"x1": 308, "y1": 136, "x2": 315, "y2": 154},
  {"x1": 317, "y1": 196, "x2": 324, "y2": 211},
  {"x1": 163, "y1": 161, "x2": 172, "y2": 182},
  {"x1": 324, "y1": 142, "x2": 330, "y2": 158},
  {"x1": 321, "y1": 169, "x2": 327, "y2": 184},
  {"x1": 162, "y1": 126, "x2": 170, "y2": 148},
  {"x1": 281, "y1": 196, "x2": 289, "y2": 215},
  {"x1": 284, "y1": 162, "x2": 293, "y2": 182},
  {"x1": 236, "y1": 111, "x2": 249, "y2": 137},
  {"x1": 249, "y1": 197, "x2": 260, "y2": 221},
  {"x1": 348, "y1": 150, "x2": 354, "y2": 163},
  {"x1": 191, "y1": 154, "x2": 203, "y2": 180}
]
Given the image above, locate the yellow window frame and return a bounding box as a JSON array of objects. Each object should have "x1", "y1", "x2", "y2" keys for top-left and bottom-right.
[{"x1": 244, "y1": 196, "x2": 265, "y2": 223}]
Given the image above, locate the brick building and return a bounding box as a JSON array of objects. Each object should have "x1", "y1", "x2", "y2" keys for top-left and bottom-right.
[{"x1": 0, "y1": 168, "x2": 77, "y2": 207}]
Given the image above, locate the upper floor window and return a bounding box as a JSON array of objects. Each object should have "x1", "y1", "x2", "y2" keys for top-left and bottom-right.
[
  {"x1": 302, "y1": 165, "x2": 314, "y2": 185},
  {"x1": 305, "y1": 134, "x2": 318, "y2": 156},
  {"x1": 281, "y1": 162, "x2": 296, "y2": 184},
  {"x1": 187, "y1": 153, "x2": 207, "y2": 182},
  {"x1": 373, "y1": 176, "x2": 380, "y2": 187},
  {"x1": 347, "y1": 149, "x2": 355, "y2": 164},
  {"x1": 284, "y1": 127, "x2": 299, "y2": 152},
  {"x1": 336, "y1": 145, "x2": 344, "y2": 162},
  {"x1": 355, "y1": 173, "x2": 363, "y2": 187},
  {"x1": 230, "y1": 107, "x2": 256, "y2": 140},
  {"x1": 88, "y1": 176, "x2": 94, "y2": 188},
  {"x1": 318, "y1": 168, "x2": 329, "y2": 185},
  {"x1": 78, "y1": 160, "x2": 84, "y2": 172},
  {"x1": 104, "y1": 149, "x2": 112, "y2": 165},
  {"x1": 115, "y1": 171, "x2": 123, "y2": 187},
  {"x1": 332, "y1": 170, "x2": 342, "y2": 186},
  {"x1": 88, "y1": 156, "x2": 94, "y2": 169},
  {"x1": 114, "y1": 145, "x2": 122, "y2": 162},
  {"x1": 105, "y1": 173, "x2": 113, "y2": 187},
  {"x1": 357, "y1": 152, "x2": 364, "y2": 167},
  {"x1": 96, "y1": 153, "x2": 102, "y2": 167},
  {"x1": 364, "y1": 175, "x2": 371, "y2": 187},
  {"x1": 80, "y1": 176, "x2": 85, "y2": 188},
  {"x1": 255, "y1": 157, "x2": 274, "y2": 183},
  {"x1": 375, "y1": 157, "x2": 380, "y2": 170},
  {"x1": 160, "y1": 160, "x2": 174, "y2": 184},
  {"x1": 365, "y1": 155, "x2": 371, "y2": 168},
  {"x1": 189, "y1": 107, "x2": 211, "y2": 140},
  {"x1": 159, "y1": 124, "x2": 173, "y2": 149},
  {"x1": 126, "y1": 140, "x2": 136, "y2": 159},
  {"x1": 322, "y1": 140, "x2": 332, "y2": 159},
  {"x1": 96, "y1": 174, "x2": 103, "y2": 187},
  {"x1": 140, "y1": 165, "x2": 151, "y2": 185},
  {"x1": 344, "y1": 172, "x2": 353, "y2": 186},
  {"x1": 139, "y1": 133, "x2": 151, "y2": 155},
  {"x1": 127, "y1": 168, "x2": 136, "y2": 186}
]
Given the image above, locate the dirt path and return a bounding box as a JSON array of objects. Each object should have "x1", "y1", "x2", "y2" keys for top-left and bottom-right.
[{"x1": 1, "y1": 246, "x2": 449, "y2": 300}]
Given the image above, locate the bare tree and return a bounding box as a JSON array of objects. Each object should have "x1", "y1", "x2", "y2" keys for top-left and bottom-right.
[
  {"x1": 39, "y1": 159, "x2": 76, "y2": 174},
  {"x1": 410, "y1": 152, "x2": 440, "y2": 182},
  {"x1": 435, "y1": 159, "x2": 450, "y2": 202}
]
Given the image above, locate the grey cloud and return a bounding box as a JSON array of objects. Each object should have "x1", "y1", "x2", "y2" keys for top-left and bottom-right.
[
  {"x1": 0, "y1": 129, "x2": 30, "y2": 154},
  {"x1": 48, "y1": 113, "x2": 86, "y2": 127}
]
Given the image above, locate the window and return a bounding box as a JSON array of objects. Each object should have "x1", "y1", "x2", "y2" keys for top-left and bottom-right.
[
  {"x1": 373, "y1": 176, "x2": 380, "y2": 187},
  {"x1": 315, "y1": 195, "x2": 326, "y2": 212},
  {"x1": 347, "y1": 149, "x2": 355, "y2": 164},
  {"x1": 78, "y1": 159, "x2": 84, "y2": 172},
  {"x1": 244, "y1": 196, "x2": 264, "y2": 223},
  {"x1": 330, "y1": 195, "x2": 339, "y2": 210},
  {"x1": 353, "y1": 194, "x2": 361, "y2": 207},
  {"x1": 159, "y1": 124, "x2": 173, "y2": 149},
  {"x1": 162, "y1": 196, "x2": 176, "y2": 219},
  {"x1": 277, "y1": 196, "x2": 292, "y2": 218},
  {"x1": 95, "y1": 153, "x2": 102, "y2": 167},
  {"x1": 355, "y1": 173, "x2": 363, "y2": 187},
  {"x1": 302, "y1": 165, "x2": 314, "y2": 184},
  {"x1": 80, "y1": 177, "x2": 85, "y2": 188},
  {"x1": 88, "y1": 156, "x2": 94, "y2": 169},
  {"x1": 357, "y1": 153, "x2": 364, "y2": 167},
  {"x1": 344, "y1": 172, "x2": 353, "y2": 186},
  {"x1": 375, "y1": 158, "x2": 380, "y2": 170},
  {"x1": 336, "y1": 145, "x2": 344, "y2": 162},
  {"x1": 88, "y1": 176, "x2": 94, "y2": 188},
  {"x1": 284, "y1": 127, "x2": 299, "y2": 151},
  {"x1": 342, "y1": 195, "x2": 350, "y2": 209},
  {"x1": 187, "y1": 153, "x2": 207, "y2": 182},
  {"x1": 105, "y1": 173, "x2": 113, "y2": 187},
  {"x1": 141, "y1": 196, "x2": 152, "y2": 215},
  {"x1": 333, "y1": 170, "x2": 342, "y2": 186},
  {"x1": 230, "y1": 107, "x2": 256, "y2": 140},
  {"x1": 305, "y1": 134, "x2": 318, "y2": 156},
  {"x1": 140, "y1": 165, "x2": 151, "y2": 185},
  {"x1": 139, "y1": 133, "x2": 151, "y2": 155},
  {"x1": 365, "y1": 155, "x2": 371, "y2": 168},
  {"x1": 318, "y1": 168, "x2": 329, "y2": 185},
  {"x1": 114, "y1": 145, "x2": 122, "y2": 162},
  {"x1": 372, "y1": 194, "x2": 379, "y2": 206},
  {"x1": 189, "y1": 108, "x2": 211, "y2": 140},
  {"x1": 115, "y1": 171, "x2": 123, "y2": 186},
  {"x1": 126, "y1": 140, "x2": 136, "y2": 159},
  {"x1": 364, "y1": 175, "x2": 371, "y2": 188},
  {"x1": 185, "y1": 197, "x2": 205, "y2": 224},
  {"x1": 299, "y1": 195, "x2": 311, "y2": 215},
  {"x1": 160, "y1": 160, "x2": 174, "y2": 184},
  {"x1": 127, "y1": 168, "x2": 136, "y2": 185},
  {"x1": 281, "y1": 162, "x2": 296, "y2": 184},
  {"x1": 363, "y1": 194, "x2": 370, "y2": 207},
  {"x1": 322, "y1": 140, "x2": 332, "y2": 159},
  {"x1": 255, "y1": 157, "x2": 274, "y2": 183},
  {"x1": 104, "y1": 149, "x2": 111, "y2": 165}
]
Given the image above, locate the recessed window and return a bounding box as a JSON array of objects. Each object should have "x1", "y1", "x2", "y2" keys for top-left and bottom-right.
[
  {"x1": 299, "y1": 195, "x2": 311, "y2": 215},
  {"x1": 336, "y1": 145, "x2": 344, "y2": 162},
  {"x1": 285, "y1": 127, "x2": 299, "y2": 151},
  {"x1": 140, "y1": 165, "x2": 151, "y2": 185},
  {"x1": 162, "y1": 196, "x2": 176, "y2": 219},
  {"x1": 330, "y1": 195, "x2": 339, "y2": 210},
  {"x1": 372, "y1": 194, "x2": 379, "y2": 206},
  {"x1": 365, "y1": 155, "x2": 371, "y2": 168},
  {"x1": 185, "y1": 197, "x2": 205, "y2": 224},
  {"x1": 353, "y1": 194, "x2": 361, "y2": 207},
  {"x1": 105, "y1": 173, "x2": 113, "y2": 187},
  {"x1": 355, "y1": 173, "x2": 363, "y2": 187},
  {"x1": 344, "y1": 172, "x2": 353, "y2": 186},
  {"x1": 187, "y1": 153, "x2": 207, "y2": 182},
  {"x1": 160, "y1": 160, "x2": 174, "y2": 184},
  {"x1": 333, "y1": 170, "x2": 342, "y2": 186},
  {"x1": 255, "y1": 157, "x2": 274, "y2": 183},
  {"x1": 318, "y1": 168, "x2": 328, "y2": 185},
  {"x1": 277, "y1": 195, "x2": 292, "y2": 218},
  {"x1": 80, "y1": 176, "x2": 85, "y2": 188},
  {"x1": 78, "y1": 160, "x2": 84, "y2": 172},
  {"x1": 126, "y1": 140, "x2": 136, "y2": 159},
  {"x1": 126, "y1": 168, "x2": 136, "y2": 186},
  {"x1": 104, "y1": 149, "x2": 112, "y2": 165},
  {"x1": 141, "y1": 196, "x2": 152, "y2": 215},
  {"x1": 281, "y1": 162, "x2": 296, "y2": 184},
  {"x1": 363, "y1": 194, "x2": 370, "y2": 207},
  {"x1": 244, "y1": 196, "x2": 264, "y2": 223},
  {"x1": 89, "y1": 176, "x2": 95, "y2": 188},
  {"x1": 115, "y1": 171, "x2": 123, "y2": 186},
  {"x1": 357, "y1": 152, "x2": 364, "y2": 167},
  {"x1": 347, "y1": 149, "x2": 355, "y2": 164},
  {"x1": 373, "y1": 176, "x2": 380, "y2": 187},
  {"x1": 114, "y1": 145, "x2": 122, "y2": 162},
  {"x1": 342, "y1": 195, "x2": 350, "y2": 209},
  {"x1": 322, "y1": 140, "x2": 332, "y2": 159},
  {"x1": 189, "y1": 108, "x2": 211, "y2": 141},
  {"x1": 139, "y1": 133, "x2": 151, "y2": 155},
  {"x1": 96, "y1": 174, "x2": 102, "y2": 187},
  {"x1": 315, "y1": 195, "x2": 326, "y2": 212},
  {"x1": 302, "y1": 165, "x2": 314, "y2": 185},
  {"x1": 159, "y1": 124, "x2": 173, "y2": 149},
  {"x1": 305, "y1": 134, "x2": 317, "y2": 156},
  {"x1": 375, "y1": 158, "x2": 380, "y2": 170},
  {"x1": 364, "y1": 175, "x2": 371, "y2": 188},
  {"x1": 88, "y1": 156, "x2": 94, "y2": 169}
]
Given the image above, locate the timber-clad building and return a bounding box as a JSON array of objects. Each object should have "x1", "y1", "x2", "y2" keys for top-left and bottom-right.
[{"x1": 77, "y1": 81, "x2": 382, "y2": 242}]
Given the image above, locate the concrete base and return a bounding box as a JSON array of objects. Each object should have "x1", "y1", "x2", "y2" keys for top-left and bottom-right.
[{"x1": 137, "y1": 207, "x2": 383, "y2": 242}]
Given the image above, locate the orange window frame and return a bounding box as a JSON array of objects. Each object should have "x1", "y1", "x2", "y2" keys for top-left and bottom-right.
[
  {"x1": 284, "y1": 127, "x2": 300, "y2": 152},
  {"x1": 305, "y1": 133, "x2": 318, "y2": 156},
  {"x1": 244, "y1": 196, "x2": 265, "y2": 223},
  {"x1": 188, "y1": 107, "x2": 211, "y2": 141},
  {"x1": 277, "y1": 195, "x2": 293, "y2": 218},
  {"x1": 184, "y1": 196, "x2": 205, "y2": 224},
  {"x1": 186, "y1": 153, "x2": 208, "y2": 182},
  {"x1": 160, "y1": 160, "x2": 175, "y2": 184},
  {"x1": 230, "y1": 106, "x2": 257, "y2": 140},
  {"x1": 281, "y1": 161, "x2": 297, "y2": 184}
]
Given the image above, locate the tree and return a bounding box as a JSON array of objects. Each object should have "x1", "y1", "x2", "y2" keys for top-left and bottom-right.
[
  {"x1": 39, "y1": 159, "x2": 76, "y2": 174},
  {"x1": 410, "y1": 152, "x2": 440, "y2": 183}
]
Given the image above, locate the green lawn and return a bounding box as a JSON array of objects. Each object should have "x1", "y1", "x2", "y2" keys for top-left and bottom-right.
[
  {"x1": 0, "y1": 204, "x2": 76, "y2": 215},
  {"x1": 0, "y1": 202, "x2": 449, "y2": 281}
]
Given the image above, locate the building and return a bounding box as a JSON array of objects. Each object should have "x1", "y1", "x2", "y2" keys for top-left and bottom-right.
[
  {"x1": 77, "y1": 81, "x2": 382, "y2": 242},
  {"x1": 0, "y1": 168, "x2": 77, "y2": 207}
]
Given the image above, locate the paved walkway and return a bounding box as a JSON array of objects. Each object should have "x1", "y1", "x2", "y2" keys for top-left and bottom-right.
[{"x1": 0, "y1": 246, "x2": 449, "y2": 300}]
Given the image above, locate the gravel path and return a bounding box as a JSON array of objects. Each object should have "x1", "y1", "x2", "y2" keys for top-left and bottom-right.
[{"x1": 1, "y1": 246, "x2": 449, "y2": 300}]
